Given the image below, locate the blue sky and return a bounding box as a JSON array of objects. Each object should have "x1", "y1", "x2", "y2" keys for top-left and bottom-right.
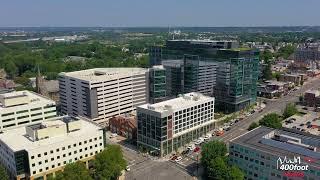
[{"x1": 0, "y1": 0, "x2": 319, "y2": 27}]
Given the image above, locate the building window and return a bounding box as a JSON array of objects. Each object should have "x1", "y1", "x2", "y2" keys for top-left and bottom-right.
[
  {"x1": 32, "y1": 163, "x2": 35, "y2": 167},
  {"x1": 44, "y1": 152, "x2": 47, "y2": 156},
  {"x1": 38, "y1": 154, "x2": 41, "y2": 157}
]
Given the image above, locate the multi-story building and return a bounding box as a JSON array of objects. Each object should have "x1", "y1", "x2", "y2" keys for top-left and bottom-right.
[
  {"x1": 149, "y1": 65, "x2": 167, "y2": 104},
  {"x1": 0, "y1": 91, "x2": 56, "y2": 132},
  {"x1": 229, "y1": 126, "x2": 320, "y2": 180},
  {"x1": 294, "y1": 43, "x2": 320, "y2": 68},
  {"x1": 152, "y1": 40, "x2": 259, "y2": 113},
  {"x1": 58, "y1": 68, "x2": 149, "y2": 126},
  {"x1": 213, "y1": 49, "x2": 259, "y2": 112},
  {"x1": 0, "y1": 116, "x2": 105, "y2": 180},
  {"x1": 150, "y1": 39, "x2": 239, "y2": 66},
  {"x1": 137, "y1": 92, "x2": 215, "y2": 157},
  {"x1": 109, "y1": 115, "x2": 137, "y2": 141}
]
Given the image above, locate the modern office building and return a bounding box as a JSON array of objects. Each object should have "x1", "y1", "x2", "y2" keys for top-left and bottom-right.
[
  {"x1": 149, "y1": 65, "x2": 167, "y2": 104},
  {"x1": 58, "y1": 68, "x2": 149, "y2": 126},
  {"x1": 229, "y1": 126, "x2": 320, "y2": 180},
  {"x1": 213, "y1": 49, "x2": 259, "y2": 112},
  {"x1": 137, "y1": 92, "x2": 215, "y2": 157},
  {"x1": 0, "y1": 116, "x2": 105, "y2": 180},
  {"x1": 150, "y1": 39, "x2": 239, "y2": 66},
  {"x1": 0, "y1": 91, "x2": 56, "y2": 132},
  {"x1": 151, "y1": 39, "x2": 259, "y2": 113}
]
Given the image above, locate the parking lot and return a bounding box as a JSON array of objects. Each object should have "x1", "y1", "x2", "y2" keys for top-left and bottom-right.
[{"x1": 283, "y1": 111, "x2": 320, "y2": 135}]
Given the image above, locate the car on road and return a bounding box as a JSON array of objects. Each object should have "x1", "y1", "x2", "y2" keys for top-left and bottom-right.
[
  {"x1": 175, "y1": 156, "x2": 183, "y2": 162},
  {"x1": 225, "y1": 127, "x2": 231, "y2": 131},
  {"x1": 181, "y1": 150, "x2": 190, "y2": 155},
  {"x1": 126, "y1": 166, "x2": 131, "y2": 171},
  {"x1": 194, "y1": 147, "x2": 200, "y2": 153},
  {"x1": 110, "y1": 133, "x2": 118, "y2": 138},
  {"x1": 234, "y1": 119, "x2": 239, "y2": 123},
  {"x1": 302, "y1": 107, "x2": 308, "y2": 110},
  {"x1": 204, "y1": 134, "x2": 212, "y2": 141},
  {"x1": 187, "y1": 144, "x2": 195, "y2": 151},
  {"x1": 171, "y1": 155, "x2": 178, "y2": 161}
]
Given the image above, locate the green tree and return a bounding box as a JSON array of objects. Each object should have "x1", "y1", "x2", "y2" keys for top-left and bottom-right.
[
  {"x1": 283, "y1": 103, "x2": 298, "y2": 119},
  {"x1": 207, "y1": 157, "x2": 229, "y2": 180},
  {"x1": 55, "y1": 162, "x2": 92, "y2": 180},
  {"x1": 201, "y1": 140, "x2": 227, "y2": 170},
  {"x1": 93, "y1": 145, "x2": 127, "y2": 180},
  {"x1": 4, "y1": 60, "x2": 18, "y2": 78},
  {"x1": 0, "y1": 165, "x2": 9, "y2": 180},
  {"x1": 14, "y1": 76, "x2": 30, "y2": 86},
  {"x1": 259, "y1": 113, "x2": 282, "y2": 129},
  {"x1": 229, "y1": 166, "x2": 245, "y2": 180},
  {"x1": 262, "y1": 62, "x2": 272, "y2": 80},
  {"x1": 248, "y1": 122, "x2": 259, "y2": 131}
]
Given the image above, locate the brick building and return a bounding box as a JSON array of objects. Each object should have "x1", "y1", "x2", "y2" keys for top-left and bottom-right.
[{"x1": 109, "y1": 115, "x2": 137, "y2": 141}]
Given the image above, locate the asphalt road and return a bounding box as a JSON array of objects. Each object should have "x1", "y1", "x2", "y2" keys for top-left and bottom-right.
[{"x1": 218, "y1": 77, "x2": 320, "y2": 143}]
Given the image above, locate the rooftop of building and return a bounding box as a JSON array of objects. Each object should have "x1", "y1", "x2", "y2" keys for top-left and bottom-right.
[
  {"x1": 138, "y1": 92, "x2": 213, "y2": 113},
  {"x1": 305, "y1": 89, "x2": 320, "y2": 95},
  {"x1": 0, "y1": 116, "x2": 102, "y2": 152},
  {"x1": 0, "y1": 90, "x2": 55, "y2": 110},
  {"x1": 264, "y1": 80, "x2": 288, "y2": 86},
  {"x1": 59, "y1": 68, "x2": 147, "y2": 81},
  {"x1": 151, "y1": 65, "x2": 165, "y2": 70},
  {"x1": 282, "y1": 113, "x2": 320, "y2": 136},
  {"x1": 231, "y1": 126, "x2": 320, "y2": 167}
]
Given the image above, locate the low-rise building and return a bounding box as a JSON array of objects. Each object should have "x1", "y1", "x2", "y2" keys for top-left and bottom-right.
[
  {"x1": 137, "y1": 92, "x2": 215, "y2": 157},
  {"x1": 109, "y1": 114, "x2": 137, "y2": 141},
  {"x1": 229, "y1": 126, "x2": 320, "y2": 180},
  {"x1": 0, "y1": 91, "x2": 56, "y2": 132},
  {"x1": 279, "y1": 73, "x2": 302, "y2": 85},
  {"x1": 257, "y1": 81, "x2": 289, "y2": 99},
  {"x1": 304, "y1": 90, "x2": 320, "y2": 107},
  {"x1": 0, "y1": 116, "x2": 105, "y2": 180},
  {"x1": 0, "y1": 79, "x2": 16, "y2": 89}
]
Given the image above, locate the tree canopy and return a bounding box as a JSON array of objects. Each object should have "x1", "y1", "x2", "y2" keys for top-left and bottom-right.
[
  {"x1": 201, "y1": 141, "x2": 244, "y2": 180},
  {"x1": 259, "y1": 113, "x2": 282, "y2": 129},
  {"x1": 201, "y1": 140, "x2": 227, "y2": 169},
  {"x1": 54, "y1": 162, "x2": 92, "y2": 180},
  {"x1": 93, "y1": 144, "x2": 127, "y2": 180},
  {"x1": 248, "y1": 122, "x2": 259, "y2": 131},
  {"x1": 283, "y1": 103, "x2": 298, "y2": 119},
  {"x1": 0, "y1": 164, "x2": 9, "y2": 180}
]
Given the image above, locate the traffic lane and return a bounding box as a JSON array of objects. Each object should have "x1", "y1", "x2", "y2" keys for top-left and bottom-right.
[
  {"x1": 220, "y1": 78, "x2": 320, "y2": 143},
  {"x1": 126, "y1": 161, "x2": 194, "y2": 180}
]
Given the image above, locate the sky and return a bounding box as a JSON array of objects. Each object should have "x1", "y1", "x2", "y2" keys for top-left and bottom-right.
[{"x1": 0, "y1": 0, "x2": 319, "y2": 27}]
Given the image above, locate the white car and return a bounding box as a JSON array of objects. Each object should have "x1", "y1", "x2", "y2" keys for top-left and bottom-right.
[
  {"x1": 195, "y1": 139, "x2": 203, "y2": 145},
  {"x1": 175, "y1": 156, "x2": 183, "y2": 162},
  {"x1": 126, "y1": 166, "x2": 131, "y2": 171},
  {"x1": 187, "y1": 144, "x2": 195, "y2": 150}
]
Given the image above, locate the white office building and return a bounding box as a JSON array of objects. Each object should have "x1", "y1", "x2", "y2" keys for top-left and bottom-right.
[
  {"x1": 0, "y1": 91, "x2": 56, "y2": 132},
  {"x1": 58, "y1": 68, "x2": 149, "y2": 126},
  {"x1": 0, "y1": 116, "x2": 105, "y2": 180},
  {"x1": 137, "y1": 92, "x2": 215, "y2": 157}
]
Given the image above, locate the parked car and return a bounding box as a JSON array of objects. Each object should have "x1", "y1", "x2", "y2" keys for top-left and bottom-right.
[
  {"x1": 225, "y1": 127, "x2": 231, "y2": 131},
  {"x1": 175, "y1": 156, "x2": 183, "y2": 162},
  {"x1": 171, "y1": 155, "x2": 178, "y2": 161},
  {"x1": 299, "y1": 123, "x2": 304, "y2": 126},
  {"x1": 126, "y1": 166, "x2": 131, "y2": 171},
  {"x1": 194, "y1": 147, "x2": 200, "y2": 153},
  {"x1": 187, "y1": 144, "x2": 195, "y2": 151}
]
